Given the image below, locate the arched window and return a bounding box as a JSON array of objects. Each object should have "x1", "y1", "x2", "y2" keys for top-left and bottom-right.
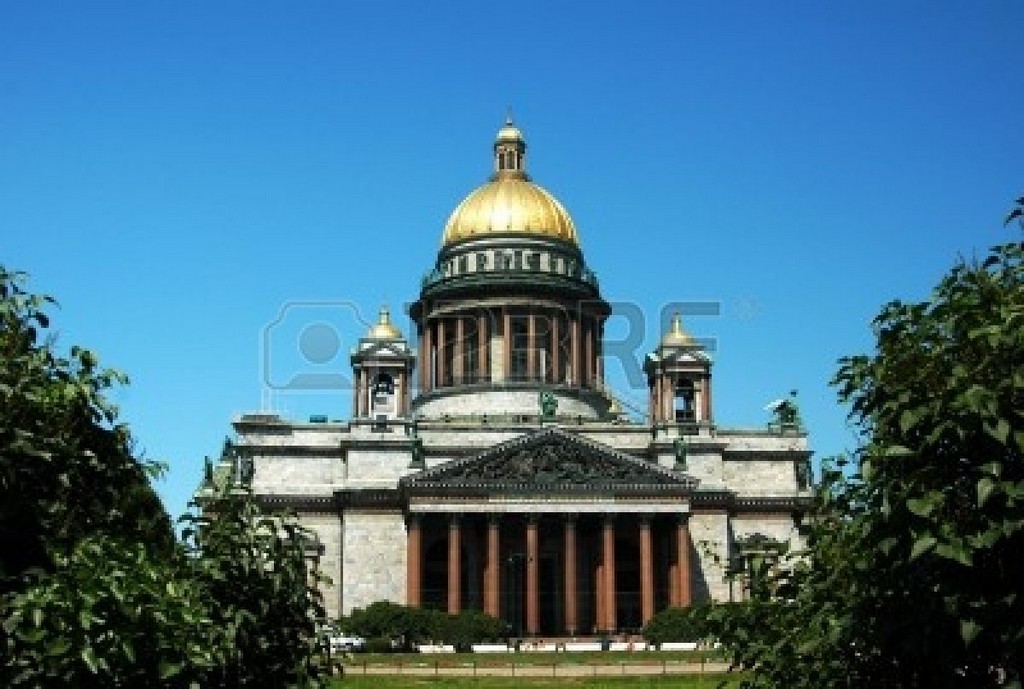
[
  {"x1": 374, "y1": 373, "x2": 394, "y2": 395},
  {"x1": 674, "y1": 379, "x2": 695, "y2": 422}
]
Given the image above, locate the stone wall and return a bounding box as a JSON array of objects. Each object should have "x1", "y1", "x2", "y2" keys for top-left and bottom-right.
[
  {"x1": 689, "y1": 511, "x2": 730, "y2": 603},
  {"x1": 341, "y1": 511, "x2": 407, "y2": 615}
]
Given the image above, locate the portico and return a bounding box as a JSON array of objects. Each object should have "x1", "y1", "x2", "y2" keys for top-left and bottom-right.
[{"x1": 400, "y1": 428, "x2": 697, "y2": 635}]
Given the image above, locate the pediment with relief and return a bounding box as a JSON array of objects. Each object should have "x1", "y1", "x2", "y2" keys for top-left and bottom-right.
[{"x1": 402, "y1": 427, "x2": 698, "y2": 493}]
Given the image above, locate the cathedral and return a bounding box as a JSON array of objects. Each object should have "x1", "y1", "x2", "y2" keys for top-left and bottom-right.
[{"x1": 201, "y1": 119, "x2": 812, "y2": 636}]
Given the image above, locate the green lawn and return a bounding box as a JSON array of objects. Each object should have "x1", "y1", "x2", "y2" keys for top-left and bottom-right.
[{"x1": 331, "y1": 675, "x2": 742, "y2": 689}]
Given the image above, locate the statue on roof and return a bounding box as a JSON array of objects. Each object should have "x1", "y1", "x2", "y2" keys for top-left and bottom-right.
[
  {"x1": 538, "y1": 389, "x2": 558, "y2": 420},
  {"x1": 766, "y1": 389, "x2": 802, "y2": 429}
]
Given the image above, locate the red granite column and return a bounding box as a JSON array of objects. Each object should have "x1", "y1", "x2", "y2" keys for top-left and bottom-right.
[
  {"x1": 477, "y1": 312, "x2": 487, "y2": 382},
  {"x1": 503, "y1": 309, "x2": 511, "y2": 382},
  {"x1": 639, "y1": 516, "x2": 654, "y2": 625},
  {"x1": 570, "y1": 314, "x2": 580, "y2": 387},
  {"x1": 564, "y1": 515, "x2": 578, "y2": 635},
  {"x1": 454, "y1": 317, "x2": 464, "y2": 385},
  {"x1": 527, "y1": 313, "x2": 536, "y2": 382},
  {"x1": 583, "y1": 319, "x2": 593, "y2": 387},
  {"x1": 526, "y1": 516, "x2": 539, "y2": 635},
  {"x1": 437, "y1": 319, "x2": 447, "y2": 388},
  {"x1": 485, "y1": 515, "x2": 500, "y2": 618},
  {"x1": 551, "y1": 313, "x2": 560, "y2": 384},
  {"x1": 603, "y1": 516, "x2": 617, "y2": 632},
  {"x1": 406, "y1": 515, "x2": 422, "y2": 607},
  {"x1": 448, "y1": 515, "x2": 461, "y2": 614},
  {"x1": 422, "y1": 321, "x2": 432, "y2": 391},
  {"x1": 676, "y1": 516, "x2": 692, "y2": 608}
]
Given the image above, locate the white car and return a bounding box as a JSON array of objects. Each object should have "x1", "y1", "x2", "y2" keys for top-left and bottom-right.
[{"x1": 329, "y1": 635, "x2": 366, "y2": 652}]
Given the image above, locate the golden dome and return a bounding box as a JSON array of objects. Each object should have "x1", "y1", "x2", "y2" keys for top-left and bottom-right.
[
  {"x1": 441, "y1": 118, "x2": 579, "y2": 247},
  {"x1": 366, "y1": 305, "x2": 402, "y2": 340},
  {"x1": 661, "y1": 312, "x2": 695, "y2": 347}
]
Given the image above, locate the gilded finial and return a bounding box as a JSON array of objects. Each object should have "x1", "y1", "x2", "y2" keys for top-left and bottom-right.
[
  {"x1": 661, "y1": 311, "x2": 694, "y2": 347},
  {"x1": 366, "y1": 303, "x2": 402, "y2": 340}
]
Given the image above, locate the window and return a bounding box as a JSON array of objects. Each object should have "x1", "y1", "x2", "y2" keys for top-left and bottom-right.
[{"x1": 674, "y1": 379, "x2": 696, "y2": 422}]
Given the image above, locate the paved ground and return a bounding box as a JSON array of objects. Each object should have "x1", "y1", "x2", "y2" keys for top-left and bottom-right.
[{"x1": 343, "y1": 661, "x2": 732, "y2": 677}]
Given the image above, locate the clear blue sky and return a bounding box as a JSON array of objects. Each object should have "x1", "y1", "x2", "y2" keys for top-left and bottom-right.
[{"x1": 3, "y1": 2, "x2": 1022, "y2": 521}]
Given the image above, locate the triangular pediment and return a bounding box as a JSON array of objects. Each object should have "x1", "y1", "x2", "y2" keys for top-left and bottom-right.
[{"x1": 402, "y1": 427, "x2": 698, "y2": 494}]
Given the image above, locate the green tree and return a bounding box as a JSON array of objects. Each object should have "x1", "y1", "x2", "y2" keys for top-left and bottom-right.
[
  {"x1": 709, "y1": 223, "x2": 1024, "y2": 688},
  {"x1": 643, "y1": 604, "x2": 713, "y2": 646},
  {"x1": 0, "y1": 266, "x2": 173, "y2": 589},
  {"x1": 182, "y1": 487, "x2": 328, "y2": 686},
  {"x1": 1, "y1": 535, "x2": 222, "y2": 687},
  {"x1": 0, "y1": 267, "x2": 328, "y2": 687}
]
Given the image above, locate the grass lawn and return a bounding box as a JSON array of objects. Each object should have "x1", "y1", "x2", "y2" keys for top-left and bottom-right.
[{"x1": 331, "y1": 675, "x2": 743, "y2": 689}]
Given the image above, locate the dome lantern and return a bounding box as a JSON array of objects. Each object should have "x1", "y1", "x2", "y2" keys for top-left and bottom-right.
[{"x1": 493, "y1": 116, "x2": 527, "y2": 178}]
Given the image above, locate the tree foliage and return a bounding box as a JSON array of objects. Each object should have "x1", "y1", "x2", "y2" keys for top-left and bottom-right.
[
  {"x1": 181, "y1": 488, "x2": 327, "y2": 685},
  {"x1": 708, "y1": 223, "x2": 1024, "y2": 687},
  {"x1": 342, "y1": 601, "x2": 504, "y2": 651},
  {"x1": 0, "y1": 266, "x2": 328, "y2": 687},
  {"x1": 0, "y1": 266, "x2": 173, "y2": 588},
  {"x1": 643, "y1": 604, "x2": 713, "y2": 645}
]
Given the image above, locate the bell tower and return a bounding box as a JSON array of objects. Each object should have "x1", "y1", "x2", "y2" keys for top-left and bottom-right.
[
  {"x1": 350, "y1": 306, "x2": 415, "y2": 421},
  {"x1": 645, "y1": 313, "x2": 713, "y2": 426}
]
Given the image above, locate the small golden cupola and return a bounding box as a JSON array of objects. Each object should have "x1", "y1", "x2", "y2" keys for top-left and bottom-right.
[
  {"x1": 366, "y1": 305, "x2": 402, "y2": 340},
  {"x1": 660, "y1": 312, "x2": 695, "y2": 348}
]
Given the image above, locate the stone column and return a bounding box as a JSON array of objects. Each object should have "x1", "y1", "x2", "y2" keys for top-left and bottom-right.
[
  {"x1": 570, "y1": 314, "x2": 580, "y2": 387},
  {"x1": 485, "y1": 515, "x2": 500, "y2": 618},
  {"x1": 422, "y1": 321, "x2": 432, "y2": 392},
  {"x1": 602, "y1": 517, "x2": 617, "y2": 632},
  {"x1": 596, "y1": 322, "x2": 604, "y2": 385},
  {"x1": 454, "y1": 317, "x2": 464, "y2": 385},
  {"x1": 583, "y1": 319, "x2": 593, "y2": 388},
  {"x1": 352, "y1": 365, "x2": 360, "y2": 418},
  {"x1": 639, "y1": 516, "x2": 654, "y2": 626},
  {"x1": 503, "y1": 309, "x2": 512, "y2": 382},
  {"x1": 406, "y1": 515, "x2": 422, "y2": 607},
  {"x1": 448, "y1": 515, "x2": 461, "y2": 614},
  {"x1": 653, "y1": 376, "x2": 662, "y2": 423},
  {"x1": 526, "y1": 516, "x2": 539, "y2": 636},
  {"x1": 563, "y1": 515, "x2": 578, "y2": 635},
  {"x1": 676, "y1": 515, "x2": 692, "y2": 608},
  {"x1": 551, "y1": 313, "x2": 560, "y2": 384},
  {"x1": 437, "y1": 319, "x2": 447, "y2": 388},
  {"x1": 527, "y1": 313, "x2": 536, "y2": 383},
  {"x1": 358, "y1": 369, "x2": 368, "y2": 417},
  {"x1": 477, "y1": 312, "x2": 487, "y2": 382},
  {"x1": 704, "y1": 374, "x2": 713, "y2": 423},
  {"x1": 662, "y1": 374, "x2": 674, "y2": 424}
]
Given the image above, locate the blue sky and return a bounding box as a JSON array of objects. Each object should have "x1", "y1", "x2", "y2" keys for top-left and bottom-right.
[{"x1": 3, "y1": 2, "x2": 1022, "y2": 521}]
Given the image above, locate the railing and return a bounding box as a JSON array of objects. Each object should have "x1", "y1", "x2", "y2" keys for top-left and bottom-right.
[{"x1": 422, "y1": 264, "x2": 600, "y2": 291}]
